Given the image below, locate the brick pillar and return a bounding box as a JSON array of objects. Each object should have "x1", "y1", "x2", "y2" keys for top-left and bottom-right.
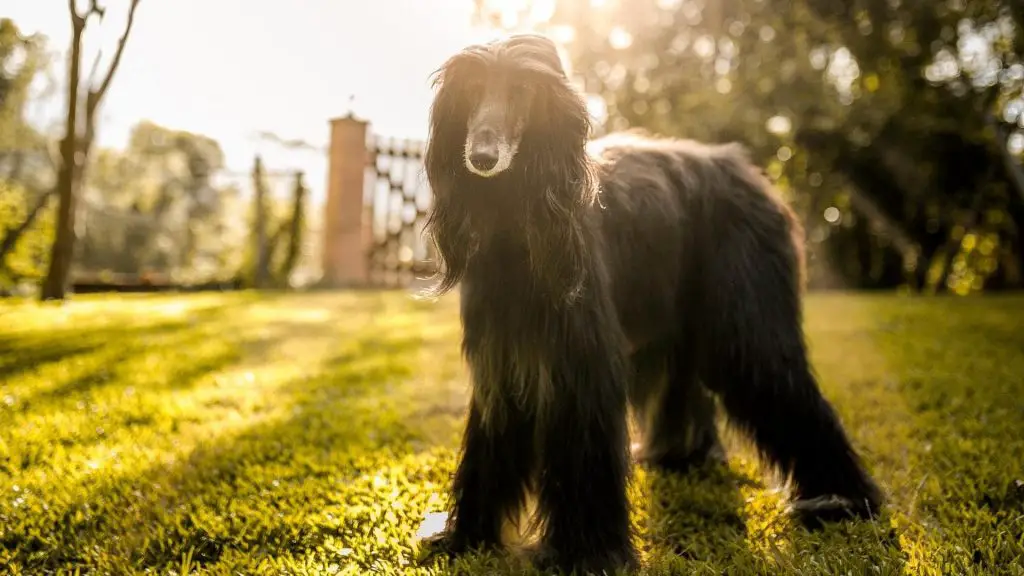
[{"x1": 321, "y1": 115, "x2": 371, "y2": 287}]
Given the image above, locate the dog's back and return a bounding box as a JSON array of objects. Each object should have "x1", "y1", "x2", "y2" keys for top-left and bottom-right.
[{"x1": 586, "y1": 130, "x2": 806, "y2": 345}]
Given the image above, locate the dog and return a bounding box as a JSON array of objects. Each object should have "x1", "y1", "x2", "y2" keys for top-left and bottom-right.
[{"x1": 418, "y1": 33, "x2": 883, "y2": 575}]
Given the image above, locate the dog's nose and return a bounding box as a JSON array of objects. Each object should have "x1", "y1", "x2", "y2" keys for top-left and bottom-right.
[
  {"x1": 469, "y1": 129, "x2": 500, "y2": 172},
  {"x1": 470, "y1": 149, "x2": 499, "y2": 171}
]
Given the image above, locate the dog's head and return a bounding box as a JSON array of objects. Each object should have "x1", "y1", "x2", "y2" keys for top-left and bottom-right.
[
  {"x1": 421, "y1": 34, "x2": 596, "y2": 300},
  {"x1": 426, "y1": 33, "x2": 591, "y2": 179}
]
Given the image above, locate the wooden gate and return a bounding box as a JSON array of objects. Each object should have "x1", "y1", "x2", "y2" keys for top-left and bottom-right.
[
  {"x1": 364, "y1": 134, "x2": 437, "y2": 288},
  {"x1": 321, "y1": 116, "x2": 438, "y2": 289}
]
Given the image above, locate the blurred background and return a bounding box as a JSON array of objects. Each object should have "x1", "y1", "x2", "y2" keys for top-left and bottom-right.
[{"x1": 3, "y1": 0, "x2": 1022, "y2": 299}]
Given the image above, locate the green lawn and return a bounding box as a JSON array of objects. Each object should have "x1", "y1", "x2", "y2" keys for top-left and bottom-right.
[{"x1": 0, "y1": 291, "x2": 1022, "y2": 575}]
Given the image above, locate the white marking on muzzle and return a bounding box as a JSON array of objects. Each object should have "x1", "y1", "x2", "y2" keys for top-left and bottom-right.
[{"x1": 464, "y1": 136, "x2": 517, "y2": 178}]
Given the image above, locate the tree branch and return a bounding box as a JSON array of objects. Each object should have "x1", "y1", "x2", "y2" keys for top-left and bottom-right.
[
  {"x1": 69, "y1": 0, "x2": 104, "y2": 28},
  {"x1": 69, "y1": 0, "x2": 85, "y2": 27},
  {"x1": 795, "y1": 127, "x2": 922, "y2": 261},
  {"x1": 87, "y1": 0, "x2": 106, "y2": 20},
  {"x1": 86, "y1": 48, "x2": 104, "y2": 90},
  {"x1": 842, "y1": 183, "x2": 920, "y2": 261},
  {"x1": 0, "y1": 189, "x2": 57, "y2": 262},
  {"x1": 88, "y1": 0, "x2": 140, "y2": 111}
]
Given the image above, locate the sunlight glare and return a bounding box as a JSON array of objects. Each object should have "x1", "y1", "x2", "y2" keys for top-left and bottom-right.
[
  {"x1": 1008, "y1": 132, "x2": 1024, "y2": 156},
  {"x1": 586, "y1": 94, "x2": 608, "y2": 126},
  {"x1": 549, "y1": 24, "x2": 576, "y2": 43},
  {"x1": 530, "y1": 0, "x2": 557, "y2": 23},
  {"x1": 824, "y1": 206, "x2": 841, "y2": 224},
  {"x1": 501, "y1": 6, "x2": 519, "y2": 28},
  {"x1": 766, "y1": 114, "x2": 792, "y2": 136},
  {"x1": 609, "y1": 26, "x2": 634, "y2": 50},
  {"x1": 488, "y1": 0, "x2": 528, "y2": 28}
]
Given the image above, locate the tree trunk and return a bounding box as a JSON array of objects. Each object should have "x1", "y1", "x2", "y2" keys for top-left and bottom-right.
[
  {"x1": 180, "y1": 214, "x2": 197, "y2": 275},
  {"x1": 252, "y1": 155, "x2": 270, "y2": 289},
  {"x1": 39, "y1": 0, "x2": 141, "y2": 301},
  {"x1": 39, "y1": 20, "x2": 85, "y2": 302},
  {"x1": 854, "y1": 220, "x2": 873, "y2": 288}
]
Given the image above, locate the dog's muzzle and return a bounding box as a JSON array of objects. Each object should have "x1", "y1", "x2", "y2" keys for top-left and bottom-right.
[
  {"x1": 465, "y1": 126, "x2": 517, "y2": 178},
  {"x1": 469, "y1": 129, "x2": 500, "y2": 172}
]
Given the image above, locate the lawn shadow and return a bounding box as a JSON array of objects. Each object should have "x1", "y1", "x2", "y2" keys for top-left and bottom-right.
[
  {"x1": 0, "y1": 334, "x2": 102, "y2": 381},
  {"x1": 641, "y1": 464, "x2": 753, "y2": 549},
  {"x1": 630, "y1": 441, "x2": 808, "y2": 576},
  {"x1": 8, "y1": 302, "x2": 248, "y2": 411},
  {"x1": 2, "y1": 313, "x2": 458, "y2": 574}
]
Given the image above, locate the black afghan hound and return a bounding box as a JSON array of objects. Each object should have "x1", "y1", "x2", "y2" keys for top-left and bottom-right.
[{"x1": 419, "y1": 33, "x2": 883, "y2": 575}]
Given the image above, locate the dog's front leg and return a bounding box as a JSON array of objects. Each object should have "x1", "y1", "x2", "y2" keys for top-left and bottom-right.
[
  {"x1": 421, "y1": 372, "x2": 536, "y2": 560},
  {"x1": 531, "y1": 308, "x2": 638, "y2": 575}
]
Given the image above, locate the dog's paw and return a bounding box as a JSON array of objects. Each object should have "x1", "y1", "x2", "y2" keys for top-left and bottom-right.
[
  {"x1": 415, "y1": 530, "x2": 505, "y2": 566},
  {"x1": 789, "y1": 494, "x2": 878, "y2": 531},
  {"x1": 415, "y1": 531, "x2": 469, "y2": 564},
  {"x1": 528, "y1": 543, "x2": 638, "y2": 576}
]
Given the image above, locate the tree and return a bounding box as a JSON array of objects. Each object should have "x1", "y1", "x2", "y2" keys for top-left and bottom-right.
[
  {"x1": 0, "y1": 19, "x2": 49, "y2": 164},
  {"x1": 250, "y1": 155, "x2": 271, "y2": 288},
  {"x1": 251, "y1": 130, "x2": 321, "y2": 288},
  {"x1": 123, "y1": 120, "x2": 225, "y2": 277},
  {"x1": 40, "y1": 0, "x2": 141, "y2": 301},
  {"x1": 793, "y1": 0, "x2": 1024, "y2": 291},
  {"x1": 0, "y1": 18, "x2": 58, "y2": 284},
  {"x1": 74, "y1": 120, "x2": 239, "y2": 284},
  {"x1": 276, "y1": 171, "x2": 307, "y2": 286}
]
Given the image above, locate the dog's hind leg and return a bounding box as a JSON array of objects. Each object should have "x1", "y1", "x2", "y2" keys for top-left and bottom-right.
[
  {"x1": 695, "y1": 191, "x2": 884, "y2": 528},
  {"x1": 629, "y1": 337, "x2": 725, "y2": 474}
]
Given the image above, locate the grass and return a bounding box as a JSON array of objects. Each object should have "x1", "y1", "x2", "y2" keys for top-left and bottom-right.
[{"x1": 0, "y1": 290, "x2": 1022, "y2": 575}]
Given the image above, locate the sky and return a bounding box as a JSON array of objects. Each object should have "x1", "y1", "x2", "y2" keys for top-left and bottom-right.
[{"x1": 7, "y1": 0, "x2": 500, "y2": 204}]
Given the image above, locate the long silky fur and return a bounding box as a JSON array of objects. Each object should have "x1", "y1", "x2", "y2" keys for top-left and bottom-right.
[{"x1": 419, "y1": 33, "x2": 883, "y2": 576}]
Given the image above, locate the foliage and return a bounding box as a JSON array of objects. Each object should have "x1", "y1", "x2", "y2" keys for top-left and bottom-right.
[
  {"x1": 0, "y1": 18, "x2": 49, "y2": 160},
  {"x1": 76, "y1": 120, "x2": 243, "y2": 284},
  {"x1": 1, "y1": 16, "x2": 316, "y2": 293},
  {"x1": 0, "y1": 180, "x2": 54, "y2": 286},
  {"x1": 0, "y1": 292, "x2": 1022, "y2": 574},
  {"x1": 0, "y1": 18, "x2": 56, "y2": 290},
  {"x1": 275, "y1": 172, "x2": 308, "y2": 287},
  {"x1": 233, "y1": 161, "x2": 310, "y2": 290}
]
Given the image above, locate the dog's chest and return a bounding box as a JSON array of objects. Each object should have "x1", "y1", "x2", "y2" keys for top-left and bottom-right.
[
  {"x1": 459, "y1": 278, "x2": 563, "y2": 420},
  {"x1": 459, "y1": 273, "x2": 562, "y2": 350}
]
